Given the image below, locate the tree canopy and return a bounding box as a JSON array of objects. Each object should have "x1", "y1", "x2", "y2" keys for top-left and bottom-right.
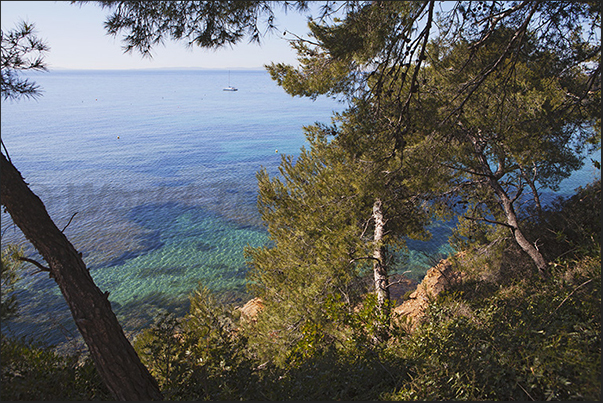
[
  {"x1": 264, "y1": 0, "x2": 600, "y2": 274},
  {"x1": 76, "y1": 0, "x2": 311, "y2": 56},
  {"x1": 0, "y1": 21, "x2": 48, "y2": 101}
]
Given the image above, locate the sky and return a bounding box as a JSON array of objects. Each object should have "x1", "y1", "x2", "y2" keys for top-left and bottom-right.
[{"x1": 1, "y1": 1, "x2": 315, "y2": 70}]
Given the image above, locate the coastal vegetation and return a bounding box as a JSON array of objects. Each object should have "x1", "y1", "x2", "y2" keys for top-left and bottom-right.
[
  {"x1": 2, "y1": 179, "x2": 600, "y2": 400},
  {"x1": 1, "y1": 1, "x2": 600, "y2": 400}
]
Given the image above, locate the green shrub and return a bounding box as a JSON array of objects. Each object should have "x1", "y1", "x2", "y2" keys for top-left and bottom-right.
[
  {"x1": 386, "y1": 252, "x2": 601, "y2": 401},
  {"x1": 261, "y1": 344, "x2": 410, "y2": 401},
  {"x1": 133, "y1": 285, "x2": 259, "y2": 400},
  {"x1": 1, "y1": 244, "x2": 24, "y2": 321},
  {"x1": 2, "y1": 181, "x2": 598, "y2": 401},
  {"x1": 0, "y1": 334, "x2": 111, "y2": 401},
  {"x1": 528, "y1": 178, "x2": 601, "y2": 261}
]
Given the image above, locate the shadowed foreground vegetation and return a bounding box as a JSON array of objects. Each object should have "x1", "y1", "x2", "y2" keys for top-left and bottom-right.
[{"x1": 1, "y1": 179, "x2": 600, "y2": 401}]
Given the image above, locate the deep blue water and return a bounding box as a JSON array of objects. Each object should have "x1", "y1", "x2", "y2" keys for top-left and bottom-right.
[{"x1": 1, "y1": 69, "x2": 600, "y2": 347}]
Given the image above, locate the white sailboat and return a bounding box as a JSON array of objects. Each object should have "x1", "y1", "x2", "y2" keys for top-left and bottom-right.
[{"x1": 223, "y1": 70, "x2": 238, "y2": 91}]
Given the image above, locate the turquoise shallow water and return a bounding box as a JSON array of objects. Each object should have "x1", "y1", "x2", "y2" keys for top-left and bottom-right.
[
  {"x1": 1, "y1": 69, "x2": 347, "y2": 344},
  {"x1": 1, "y1": 69, "x2": 599, "y2": 346}
]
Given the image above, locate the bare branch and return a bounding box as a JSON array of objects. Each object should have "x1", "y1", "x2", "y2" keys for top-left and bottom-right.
[
  {"x1": 442, "y1": 2, "x2": 540, "y2": 125},
  {"x1": 18, "y1": 256, "x2": 51, "y2": 273},
  {"x1": 462, "y1": 214, "x2": 514, "y2": 229},
  {"x1": 61, "y1": 212, "x2": 78, "y2": 233},
  {"x1": 552, "y1": 278, "x2": 594, "y2": 316}
]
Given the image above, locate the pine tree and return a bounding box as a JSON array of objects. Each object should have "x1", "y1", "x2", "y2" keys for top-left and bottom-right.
[
  {"x1": 415, "y1": 29, "x2": 599, "y2": 275},
  {"x1": 245, "y1": 106, "x2": 432, "y2": 357},
  {"x1": 1, "y1": 22, "x2": 164, "y2": 400},
  {"x1": 264, "y1": 1, "x2": 600, "y2": 277}
]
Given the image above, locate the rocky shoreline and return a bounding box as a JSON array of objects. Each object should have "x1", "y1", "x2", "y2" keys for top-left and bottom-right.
[{"x1": 238, "y1": 257, "x2": 464, "y2": 332}]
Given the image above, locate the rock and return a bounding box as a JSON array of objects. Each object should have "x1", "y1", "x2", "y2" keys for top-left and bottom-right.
[
  {"x1": 236, "y1": 259, "x2": 463, "y2": 332},
  {"x1": 388, "y1": 273, "x2": 419, "y2": 305},
  {"x1": 239, "y1": 297, "x2": 263, "y2": 323},
  {"x1": 393, "y1": 258, "x2": 464, "y2": 331}
]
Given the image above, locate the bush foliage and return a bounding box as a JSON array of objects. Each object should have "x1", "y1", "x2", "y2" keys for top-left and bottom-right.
[{"x1": 0, "y1": 335, "x2": 111, "y2": 401}]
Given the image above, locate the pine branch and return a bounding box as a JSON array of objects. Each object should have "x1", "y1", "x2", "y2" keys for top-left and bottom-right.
[
  {"x1": 61, "y1": 212, "x2": 78, "y2": 233},
  {"x1": 18, "y1": 256, "x2": 52, "y2": 277},
  {"x1": 462, "y1": 214, "x2": 513, "y2": 229}
]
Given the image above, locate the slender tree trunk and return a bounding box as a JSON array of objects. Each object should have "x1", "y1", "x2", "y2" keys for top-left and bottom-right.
[
  {"x1": 470, "y1": 141, "x2": 549, "y2": 276},
  {"x1": 490, "y1": 179, "x2": 549, "y2": 275},
  {"x1": 519, "y1": 162, "x2": 543, "y2": 217},
  {"x1": 372, "y1": 199, "x2": 390, "y2": 309},
  {"x1": 1, "y1": 153, "x2": 163, "y2": 401}
]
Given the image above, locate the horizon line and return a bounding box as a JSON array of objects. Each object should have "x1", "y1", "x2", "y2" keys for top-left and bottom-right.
[{"x1": 46, "y1": 66, "x2": 270, "y2": 72}]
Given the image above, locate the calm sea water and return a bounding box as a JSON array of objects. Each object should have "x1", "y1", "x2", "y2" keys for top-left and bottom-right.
[{"x1": 1, "y1": 69, "x2": 599, "y2": 346}]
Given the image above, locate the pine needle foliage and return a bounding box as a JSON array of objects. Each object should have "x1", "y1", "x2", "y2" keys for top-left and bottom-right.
[
  {"x1": 0, "y1": 244, "x2": 24, "y2": 321},
  {"x1": 1, "y1": 21, "x2": 48, "y2": 101}
]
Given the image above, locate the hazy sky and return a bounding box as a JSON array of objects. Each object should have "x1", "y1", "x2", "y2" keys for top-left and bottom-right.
[{"x1": 1, "y1": 1, "x2": 314, "y2": 70}]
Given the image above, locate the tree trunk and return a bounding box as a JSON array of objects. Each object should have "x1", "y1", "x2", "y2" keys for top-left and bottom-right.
[
  {"x1": 519, "y1": 162, "x2": 543, "y2": 217},
  {"x1": 1, "y1": 153, "x2": 163, "y2": 401},
  {"x1": 372, "y1": 199, "x2": 390, "y2": 309},
  {"x1": 468, "y1": 135, "x2": 548, "y2": 276},
  {"x1": 491, "y1": 180, "x2": 549, "y2": 275}
]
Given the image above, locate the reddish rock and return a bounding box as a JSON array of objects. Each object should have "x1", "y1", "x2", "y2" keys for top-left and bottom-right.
[
  {"x1": 393, "y1": 258, "x2": 464, "y2": 331},
  {"x1": 388, "y1": 273, "x2": 419, "y2": 305}
]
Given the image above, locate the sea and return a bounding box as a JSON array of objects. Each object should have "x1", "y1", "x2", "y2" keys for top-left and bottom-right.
[{"x1": 1, "y1": 69, "x2": 600, "y2": 348}]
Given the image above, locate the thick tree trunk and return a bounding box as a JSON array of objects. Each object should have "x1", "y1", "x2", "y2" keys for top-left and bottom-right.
[
  {"x1": 1, "y1": 153, "x2": 163, "y2": 401},
  {"x1": 372, "y1": 199, "x2": 390, "y2": 309}
]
